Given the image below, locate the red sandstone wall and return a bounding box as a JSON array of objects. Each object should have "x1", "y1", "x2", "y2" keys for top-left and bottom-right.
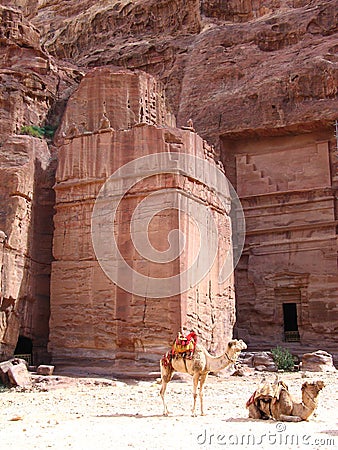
[
  {"x1": 20, "y1": 0, "x2": 338, "y2": 149},
  {"x1": 50, "y1": 69, "x2": 234, "y2": 370},
  {"x1": 0, "y1": 136, "x2": 55, "y2": 363},
  {"x1": 55, "y1": 68, "x2": 175, "y2": 142},
  {"x1": 224, "y1": 131, "x2": 338, "y2": 354},
  {"x1": 0, "y1": 6, "x2": 77, "y2": 363},
  {"x1": 1, "y1": 1, "x2": 337, "y2": 364}
]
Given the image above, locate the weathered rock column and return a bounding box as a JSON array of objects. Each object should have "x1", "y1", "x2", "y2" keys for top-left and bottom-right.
[
  {"x1": 50, "y1": 68, "x2": 235, "y2": 373},
  {"x1": 0, "y1": 137, "x2": 54, "y2": 364}
]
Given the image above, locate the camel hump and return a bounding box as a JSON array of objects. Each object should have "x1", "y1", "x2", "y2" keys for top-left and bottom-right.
[{"x1": 254, "y1": 381, "x2": 289, "y2": 401}]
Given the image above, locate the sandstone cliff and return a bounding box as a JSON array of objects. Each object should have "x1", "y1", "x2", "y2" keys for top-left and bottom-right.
[
  {"x1": 23, "y1": 0, "x2": 338, "y2": 148},
  {"x1": 0, "y1": 1, "x2": 337, "y2": 364},
  {"x1": 0, "y1": 5, "x2": 80, "y2": 362}
]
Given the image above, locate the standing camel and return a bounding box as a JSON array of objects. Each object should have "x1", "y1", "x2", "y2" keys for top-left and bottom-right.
[{"x1": 160, "y1": 339, "x2": 247, "y2": 416}]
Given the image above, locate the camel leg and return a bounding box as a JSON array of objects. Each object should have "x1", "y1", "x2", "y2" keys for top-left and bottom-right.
[
  {"x1": 199, "y1": 373, "x2": 208, "y2": 416},
  {"x1": 279, "y1": 414, "x2": 302, "y2": 422},
  {"x1": 160, "y1": 364, "x2": 174, "y2": 416},
  {"x1": 248, "y1": 403, "x2": 265, "y2": 419},
  {"x1": 191, "y1": 373, "x2": 200, "y2": 417}
]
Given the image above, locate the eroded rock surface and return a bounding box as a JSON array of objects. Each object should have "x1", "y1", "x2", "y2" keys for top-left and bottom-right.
[
  {"x1": 50, "y1": 68, "x2": 235, "y2": 371},
  {"x1": 301, "y1": 350, "x2": 336, "y2": 372},
  {"x1": 0, "y1": 1, "x2": 337, "y2": 368},
  {"x1": 15, "y1": 1, "x2": 337, "y2": 146},
  {"x1": 0, "y1": 136, "x2": 55, "y2": 363},
  {"x1": 0, "y1": 357, "x2": 30, "y2": 387},
  {"x1": 0, "y1": 6, "x2": 81, "y2": 364}
]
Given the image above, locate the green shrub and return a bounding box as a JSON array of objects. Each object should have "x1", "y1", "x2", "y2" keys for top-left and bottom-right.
[
  {"x1": 271, "y1": 346, "x2": 295, "y2": 371},
  {"x1": 20, "y1": 125, "x2": 56, "y2": 139},
  {"x1": 20, "y1": 125, "x2": 44, "y2": 138}
]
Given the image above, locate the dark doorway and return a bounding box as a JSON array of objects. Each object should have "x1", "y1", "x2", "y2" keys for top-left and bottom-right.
[
  {"x1": 14, "y1": 336, "x2": 33, "y2": 365},
  {"x1": 283, "y1": 303, "x2": 300, "y2": 342}
]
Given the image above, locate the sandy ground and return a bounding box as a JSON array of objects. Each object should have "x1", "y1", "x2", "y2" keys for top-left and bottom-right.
[{"x1": 0, "y1": 370, "x2": 337, "y2": 450}]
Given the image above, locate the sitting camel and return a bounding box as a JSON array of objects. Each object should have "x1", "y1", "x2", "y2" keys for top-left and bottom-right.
[
  {"x1": 160, "y1": 338, "x2": 247, "y2": 416},
  {"x1": 246, "y1": 378, "x2": 325, "y2": 422}
]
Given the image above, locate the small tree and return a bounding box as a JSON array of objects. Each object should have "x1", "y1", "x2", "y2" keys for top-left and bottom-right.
[{"x1": 271, "y1": 346, "x2": 295, "y2": 371}]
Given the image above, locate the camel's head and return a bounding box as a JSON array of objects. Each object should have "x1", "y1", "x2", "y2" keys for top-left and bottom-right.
[
  {"x1": 301, "y1": 380, "x2": 325, "y2": 396},
  {"x1": 228, "y1": 339, "x2": 247, "y2": 356}
]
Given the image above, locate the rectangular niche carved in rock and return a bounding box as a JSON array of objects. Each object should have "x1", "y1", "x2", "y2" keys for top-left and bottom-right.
[{"x1": 275, "y1": 287, "x2": 301, "y2": 342}]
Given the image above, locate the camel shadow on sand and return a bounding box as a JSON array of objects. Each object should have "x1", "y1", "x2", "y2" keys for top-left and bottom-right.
[
  {"x1": 95, "y1": 413, "x2": 173, "y2": 419},
  {"x1": 95, "y1": 413, "x2": 261, "y2": 421}
]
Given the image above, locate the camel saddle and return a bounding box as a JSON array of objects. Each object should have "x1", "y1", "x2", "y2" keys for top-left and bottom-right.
[
  {"x1": 246, "y1": 380, "x2": 289, "y2": 408},
  {"x1": 171, "y1": 331, "x2": 197, "y2": 358}
]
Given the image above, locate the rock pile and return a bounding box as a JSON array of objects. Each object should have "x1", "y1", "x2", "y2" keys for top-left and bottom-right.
[
  {"x1": 301, "y1": 351, "x2": 336, "y2": 372},
  {"x1": 0, "y1": 358, "x2": 31, "y2": 388},
  {"x1": 238, "y1": 351, "x2": 278, "y2": 372}
]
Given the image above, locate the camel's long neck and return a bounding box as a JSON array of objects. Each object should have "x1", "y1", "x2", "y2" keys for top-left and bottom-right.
[
  {"x1": 206, "y1": 348, "x2": 237, "y2": 372},
  {"x1": 302, "y1": 391, "x2": 318, "y2": 413},
  {"x1": 295, "y1": 390, "x2": 318, "y2": 420}
]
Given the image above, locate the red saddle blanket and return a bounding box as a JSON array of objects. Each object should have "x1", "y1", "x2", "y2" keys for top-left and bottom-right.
[
  {"x1": 171, "y1": 331, "x2": 197, "y2": 356},
  {"x1": 161, "y1": 331, "x2": 198, "y2": 368}
]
